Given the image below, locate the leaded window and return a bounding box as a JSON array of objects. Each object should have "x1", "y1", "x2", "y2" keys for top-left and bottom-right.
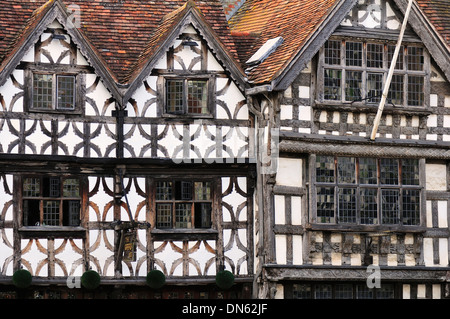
[
  {"x1": 32, "y1": 73, "x2": 76, "y2": 111},
  {"x1": 22, "y1": 176, "x2": 81, "y2": 227},
  {"x1": 314, "y1": 156, "x2": 422, "y2": 226},
  {"x1": 290, "y1": 283, "x2": 396, "y2": 299},
  {"x1": 166, "y1": 79, "x2": 209, "y2": 115},
  {"x1": 320, "y1": 39, "x2": 428, "y2": 107},
  {"x1": 155, "y1": 180, "x2": 213, "y2": 229}
]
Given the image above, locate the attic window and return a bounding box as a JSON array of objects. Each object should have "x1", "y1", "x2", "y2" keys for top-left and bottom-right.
[
  {"x1": 32, "y1": 73, "x2": 75, "y2": 110},
  {"x1": 165, "y1": 78, "x2": 209, "y2": 115},
  {"x1": 246, "y1": 37, "x2": 283, "y2": 66},
  {"x1": 320, "y1": 39, "x2": 429, "y2": 107}
]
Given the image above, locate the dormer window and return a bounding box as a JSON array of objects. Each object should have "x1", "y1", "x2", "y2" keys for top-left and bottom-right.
[
  {"x1": 24, "y1": 68, "x2": 84, "y2": 114},
  {"x1": 32, "y1": 73, "x2": 76, "y2": 110},
  {"x1": 319, "y1": 39, "x2": 429, "y2": 107},
  {"x1": 165, "y1": 78, "x2": 209, "y2": 115}
]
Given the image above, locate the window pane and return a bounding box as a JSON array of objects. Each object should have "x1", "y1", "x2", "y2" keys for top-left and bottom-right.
[
  {"x1": 360, "y1": 188, "x2": 378, "y2": 224},
  {"x1": 356, "y1": 285, "x2": 374, "y2": 299},
  {"x1": 381, "y1": 189, "x2": 399, "y2": 224},
  {"x1": 338, "y1": 187, "x2": 356, "y2": 223},
  {"x1": 63, "y1": 179, "x2": 80, "y2": 197},
  {"x1": 388, "y1": 45, "x2": 404, "y2": 70},
  {"x1": 195, "y1": 203, "x2": 212, "y2": 228},
  {"x1": 401, "y1": 159, "x2": 419, "y2": 186},
  {"x1": 345, "y1": 71, "x2": 362, "y2": 101},
  {"x1": 194, "y1": 182, "x2": 211, "y2": 200},
  {"x1": 324, "y1": 40, "x2": 341, "y2": 65},
  {"x1": 402, "y1": 189, "x2": 420, "y2": 225},
  {"x1": 376, "y1": 284, "x2": 395, "y2": 299},
  {"x1": 33, "y1": 74, "x2": 53, "y2": 109},
  {"x1": 57, "y1": 75, "x2": 75, "y2": 110},
  {"x1": 335, "y1": 284, "x2": 353, "y2": 299},
  {"x1": 316, "y1": 156, "x2": 335, "y2": 183},
  {"x1": 63, "y1": 200, "x2": 80, "y2": 226},
  {"x1": 187, "y1": 80, "x2": 208, "y2": 114},
  {"x1": 345, "y1": 42, "x2": 362, "y2": 66},
  {"x1": 367, "y1": 43, "x2": 383, "y2": 68},
  {"x1": 156, "y1": 181, "x2": 172, "y2": 200},
  {"x1": 175, "y1": 181, "x2": 192, "y2": 200},
  {"x1": 380, "y1": 158, "x2": 399, "y2": 185},
  {"x1": 156, "y1": 203, "x2": 172, "y2": 228},
  {"x1": 388, "y1": 74, "x2": 403, "y2": 106},
  {"x1": 337, "y1": 157, "x2": 355, "y2": 183},
  {"x1": 317, "y1": 187, "x2": 335, "y2": 223},
  {"x1": 166, "y1": 80, "x2": 184, "y2": 113},
  {"x1": 23, "y1": 199, "x2": 40, "y2": 226},
  {"x1": 359, "y1": 158, "x2": 377, "y2": 185},
  {"x1": 367, "y1": 73, "x2": 383, "y2": 103},
  {"x1": 408, "y1": 76, "x2": 424, "y2": 106},
  {"x1": 293, "y1": 284, "x2": 312, "y2": 299},
  {"x1": 315, "y1": 284, "x2": 332, "y2": 299},
  {"x1": 42, "y1": 177, "x2": 60, "y2": 198},
  {"x1": 407, "y1": 46, "x2": 424, "y2": 71},
  {"x1": 43, "y1": 200, "x2": 60, "y2": 226},
  {"x1": 23, "y1": 178, "x2": 40, "y2": 197},
  {"x1": 175, "y1": 203, "x2": 191, "y2": 228},
  {"x1": 324, "y1": 69, "x2": 341, "y2": 101}
]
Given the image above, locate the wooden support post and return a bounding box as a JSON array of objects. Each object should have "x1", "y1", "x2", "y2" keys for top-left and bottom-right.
[{"x1": 370, "y1": 0, "x2": 414, "y2": 140}]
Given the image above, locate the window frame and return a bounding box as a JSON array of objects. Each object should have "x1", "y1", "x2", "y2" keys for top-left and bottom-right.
[
  {"x1": 18, "y1": 174, "x2": 86, "y2": 239},
  {"x1": 318, "y1": 38, "x2": 430, "y2": 108},
  {"x1": 161, "y1": 75, "x2": 215, "y2": 118},
  {"x1": 150, "y1": 177, "x2": 219, "y2": 240},
  {"x1": 20, "y1": 175, "x2": 83, "y2": 228},
  {"x1": 311, "y1": 155, "x2": 425, "y2": 229},
  {"x1": 24, "y1": 67, "x2": 84, "y2": 115}
]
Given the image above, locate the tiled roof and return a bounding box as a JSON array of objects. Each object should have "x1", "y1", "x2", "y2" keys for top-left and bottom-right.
[
  {"x1": 228, "y1": 0, "x2": 340, "y2": 85},
  {"x1": 416, "y1": 0, "x2": 450, "y2": 49},
  {"x1": 0, "y1": 0, "x2": 240, "y2": 85}
]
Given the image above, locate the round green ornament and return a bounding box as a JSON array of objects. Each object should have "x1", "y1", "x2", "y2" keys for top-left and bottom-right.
[
  {"x1": 81, "y1": 270, "x2": 101, "y2": 290},
  {"x1": 12, "y1": 269, "x2": 32, "y2": 289},
  {"x1": 215, "y1": 270, "x2": 234, "y2": 290},
  {"x1": 146, "y1": 270, "x2": 166, "y2": 289}
]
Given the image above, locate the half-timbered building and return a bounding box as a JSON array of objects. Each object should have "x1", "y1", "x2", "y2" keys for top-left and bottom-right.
[
  {"x1": 0, "y1": 0, "x2": 449, "y2": 300},
  {"x1": 229, "y1": 0, "x2": 450, "y2": 299}
]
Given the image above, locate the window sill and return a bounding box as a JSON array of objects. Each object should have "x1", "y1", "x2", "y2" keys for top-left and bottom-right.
[
  {"x1": 313, "y1": 102, "x2": 431, "y2": 116},
  {"x1": 161, "y1": 113, "x2": 214, "y2": 120},
  {"x1": 306, "y1": 223, "x2": 426, "y2": 234},
  {"x1": 151, "y1": 228, "x2": 218, "y2": 240},
  {"x1": 19, "y1": 226, "x2": 86, "y2": 239},
  {"x1": 26, "y1": 108, "x2": 83, "y2": 116}
]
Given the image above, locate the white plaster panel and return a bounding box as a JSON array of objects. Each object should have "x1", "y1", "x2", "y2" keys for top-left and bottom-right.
[
  {"x1": 89, "y1": 229, "x2": 115, "y2": 276},
  {"x1": 426, "y1": 164, "x2": 447, "y2": 191},
  {"x1": 292, "y1": 235, "x2": 303, "y2": 265},
  {"x1": 423, "y1": 237, "x2": 434, "y2": 266},
  {"x1": 54, "y1": 239, "x2": 84, "y2": 277},
  {"x1": 291, "y1": 196, "x2": 302, "y2": 225},
  {"x1": 280, "y1": 104, "x2": 293, "y2": 120},
  {"x1": 21, "y1": 239, "x2": 48, "y2": 277},
  {"x1": 439, "y1": 238, "x2": 448, "y2": 266},
  {"x1": 438, "y1": 201, "x2": 448, "y2": 228},
  {"x1": 276, "y1": 158, "x2": 302, "y2": 187},
  {"x1": 274, "y1": 195, "x2": 285, "y2": 224},
  {"x1": 275, "y1": 234, "x2": 287, "y2": 264},
  {"x1": 207, "y1": 51, "x2": 224, "y2": 71},
  {"x1": 298, "y1": 106, "x2": 311, "y2": 121},
  {"x1": 298, "y1": 86, "x2": 310, "y2": 99},
  {"x1": 0, "y1": 228, "x2": 13, "y2": 276}
]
